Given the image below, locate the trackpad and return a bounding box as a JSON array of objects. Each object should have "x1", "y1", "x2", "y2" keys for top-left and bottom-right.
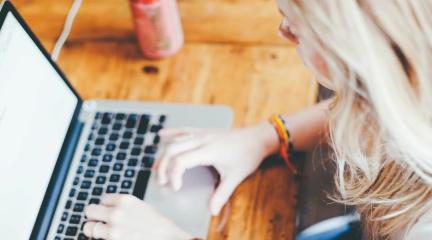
[{"x1": 143, "y1": 167, "x2": 216, "y2": 238}]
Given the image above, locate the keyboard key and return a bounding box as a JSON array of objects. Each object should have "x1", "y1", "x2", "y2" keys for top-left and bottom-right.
[
  {"x1": 109, "y1": 133, "x2": 119, "y2": 141},
  {"x1": 119, "y1": 142, "x2": 130, "y2": 150},
  {"x1": 115, "y1": 113, "x2": 126, "y2": 120},
  {"x1": 61, "y1": 212, "x2": 68, "y2": 221},
  {"x1": 131, "y1": 148, "x2": 141, "y2": 156},
  {"x1": 84, "y1": 144, "x2": 91, "y2": 152},
  {"x1": 153, "y1": 135, "x2": 160, "y2": 144},
  {"x1": 134, "y1": 137, "x2": 144, "y2": 145},
  {"x1": 98, "y1": 127, "x2": 108, "y2": 135},
  {"x1": 121, "y1": 180, "x2": 132, "y2": 189},
  {"x1": 116, "y1": 152, "x2": 127, "y2": 160},
  {"x1": 65, "y1": 226, "x2": 78, "y2": 236},
  {"x1": 91, "y1": 148, "x2": 102, "y2": 156},
  {"x1": 70, "y1": 215, "x2": 81, "y2": 224},
  {"x1": 73, "y1": 203, "x2": 85, "y2": 212},
  {"x1": 110, "y1": 174, "x2": 120, "y2": 182},
  {"x1": 88, "y1": 159, "x2": 98, "y2": 167},
  {"x1": 65, "y1": 200, "x2": 72, "y2": 210},
  {"x1": 132, "y1": 170, "x2": 151, "y2": 199},
  {"x1": 126, "y1": 118, "x2": 137, "y2": 128},
  {"x1": 89, "y1": 198, "x2": 100, "y2": 204},
  {"x1": 113, "y1": 163, "x2": 123, "y2": 171},
  {"x1": 159, "y1": 115, "x2": 166, "y2": 123},
  {"x1": 78, "y1": 233, "x2": 89, "y2": 240},
  {"x1": 80, "y1": 181, "x2": 91, "y2": 189},
  {"x1": 144, "y1": 145, "x2": 158, "y2": 154},
  {"x1": 125, "y1": 169, "x2": 135, "y2": 178},
  {"x1": 55, "y1": 236, "x2": 60, "y2": 240},
  {"x1": 95, "y1": 112, "x2": 101, "y2": 119},
  {"x1": 137, "y1": 115, "x2": 150, "y2": 134},
  {"x1": 73, "y1": 177, "x2": 79, "y2": 186},
  {"x1": 92, "y1": 187, "x2": 103, "y2": 196},
  {"x1": 96, "y1": 176, "x2": 106, "y2": 184},
  {"x1": 77, "y1": 192, "x2": 88, "y2": 201},
  {"x1": 150, "y1": 125, "x2": 162, "y2": 133},
  {"x1": 76, "y1": 166, "x2": 83, "y2": 174},
  {"x1": 99, "y1": 165, "x2": 109, "y2": 173},
  {"x1": 101, "y1": 113, "x2": 113, "y2": 125},
  {"x1": 113, "y1": 123, "x2": 122, "y2": 131},
  {"x1": 95, "y1": 138, "x2": 105, "y2": 145},
  {"x1": 128, "y1": 158, "x2": 138, "y2": 167},
  {"x1": 103, "y1": 154, "x2": 113, "y2": 162},
  {"x1": 106, "y1": 185, "x2": 117, "y2": 193},
  {"x1": 91, "y1": 122, "x2": 97, "y2": 130},
  {"x1": 88, "y1": 133, "x2": 94, "y2": 141},
  {"x1": 106, "y1": 143, "x2": 116, "y2": 151},
  {"x1": 123, "y1": 131, "x2": 133, "y2": 139},
  {"x1": 57, "y1": 224, "x2": 64, "y2": 234},
  {"x1": 142, "y1": 156, "x2": 154, "y2": 168},
  {"x1": 69, "y1": 188, "x2": 76, "y2": 198},
  {"x1": 84, "y1": 170, "x2": 95, "y2": 178},
  {"x1": 80, "y1": 155, "x2": 88, "y2": 163},
  {"x1": 129, "y1": 114, "x2": 138, "y2": 120}
]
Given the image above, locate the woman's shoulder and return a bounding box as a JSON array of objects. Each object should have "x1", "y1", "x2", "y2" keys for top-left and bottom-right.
[{"x1": 404, "y1": 208, "x2": 432, "y2": 239}]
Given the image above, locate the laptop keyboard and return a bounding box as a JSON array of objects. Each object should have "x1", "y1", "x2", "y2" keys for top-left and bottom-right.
[{"x1": 54, "y1": 111, "x2": 166, "y2": 240}]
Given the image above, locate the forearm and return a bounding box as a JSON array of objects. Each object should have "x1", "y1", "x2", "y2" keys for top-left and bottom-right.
[
  {"x1": 257, "y1": 99, "x2": 331, "y2": 156},
  {"x1": 281, "y1": 99, "x2": 330, "y2": 151}
]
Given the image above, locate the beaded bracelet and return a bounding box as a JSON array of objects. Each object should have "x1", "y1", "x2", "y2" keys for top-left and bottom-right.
[{"x1": 269, "y1": 115, "x2": 297, "y2": 174}]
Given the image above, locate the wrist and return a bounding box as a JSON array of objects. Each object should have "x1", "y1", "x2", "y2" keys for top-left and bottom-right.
[{"x1": 253, "y1": 122, "x2": 280, "y2": 157}]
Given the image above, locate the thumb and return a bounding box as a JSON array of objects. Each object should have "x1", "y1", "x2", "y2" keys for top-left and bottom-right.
[{"x1": 210, "y1": 176, "x2": 242, "y2": 216}]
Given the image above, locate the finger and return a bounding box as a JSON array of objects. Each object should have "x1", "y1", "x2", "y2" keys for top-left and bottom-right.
[
  {"x1": 85, "y1": 204, "x2": 111, "y2": 222},
  {"x1": 101, "y1": 194, "x2": 140, "y2": 208},
  {"x1": 83, "y1": 221, "x2": 109, "y2": 239},
  {"x1": 100, "y1": 194, "x2": 123, "y2": 206},
  {"x1": 210, "y1": 177, "x2": 242, "y2": 216},
  {"x1": 156, "y1": 138, "x2": 207, "y2": 185},
  {"x1": 159, "y1": 128, "x2": 202, "y2": 141},
  {"x1": 169, "y1": 150, "x2": 211, "y2": 191},
  {"x1": 160, "y1": 128, "x2": 221, "y2": 143}
]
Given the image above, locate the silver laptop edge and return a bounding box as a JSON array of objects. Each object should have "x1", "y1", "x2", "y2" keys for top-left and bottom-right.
[{"x1": 47, "y1": 101, "x2": 233, "y2": 239}]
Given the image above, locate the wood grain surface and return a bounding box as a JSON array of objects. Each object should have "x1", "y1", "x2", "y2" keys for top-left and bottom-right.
[{"x1": 12, "y1": 0, "x2": 317, "y2": 239}]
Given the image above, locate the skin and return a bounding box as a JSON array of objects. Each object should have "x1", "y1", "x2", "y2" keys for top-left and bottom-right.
[{"x1": 83, "y1": 1, "x2": 331, "y2": 239}]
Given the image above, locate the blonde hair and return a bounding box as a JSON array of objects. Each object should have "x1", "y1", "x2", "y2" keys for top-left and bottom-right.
[{"x1": 281, "y1": 0, "x2": 432, "y2": 238}]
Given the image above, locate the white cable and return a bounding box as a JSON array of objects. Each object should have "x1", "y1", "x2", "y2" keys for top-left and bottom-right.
[{"x1": 51, "y1": 0, "x2": 82, "y2": 62}]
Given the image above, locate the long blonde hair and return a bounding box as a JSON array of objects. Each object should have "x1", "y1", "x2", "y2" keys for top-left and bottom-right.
[{"x1": 282, "y1": 0, "x2": 432, "y2": 238}]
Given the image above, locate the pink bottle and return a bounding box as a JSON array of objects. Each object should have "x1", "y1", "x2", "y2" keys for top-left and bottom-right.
[{"x1": 129, "y1": 0, "x2": 184, "y2": 59}]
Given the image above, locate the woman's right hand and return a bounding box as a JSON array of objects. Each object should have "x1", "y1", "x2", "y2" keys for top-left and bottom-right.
[{"x1": 153, "y1": 122, "x2": 279, "y2": 216}]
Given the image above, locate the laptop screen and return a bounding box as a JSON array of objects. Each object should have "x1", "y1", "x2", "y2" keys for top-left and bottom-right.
[{"x1": 0, "y1": 12, "x2": 78, "y2": 239}]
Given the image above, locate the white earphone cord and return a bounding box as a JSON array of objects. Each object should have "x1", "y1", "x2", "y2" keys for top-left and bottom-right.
[{"x1": 51, "y1": 0, "x2": 82, "y2": 62}]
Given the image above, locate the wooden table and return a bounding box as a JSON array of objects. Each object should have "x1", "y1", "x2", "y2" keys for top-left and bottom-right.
[{"x1": 14, "y1": 0, "x2": 317, "y2": 239}]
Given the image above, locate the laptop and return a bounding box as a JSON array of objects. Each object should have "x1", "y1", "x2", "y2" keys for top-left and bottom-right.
[{"x1": 0, "y1": 2, "x2": 232, "y2": 239}]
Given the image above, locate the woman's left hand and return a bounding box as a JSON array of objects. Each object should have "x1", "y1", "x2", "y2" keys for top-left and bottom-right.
[{"x1": 83, "y1": 194, "x2": 193, "y2": 240}]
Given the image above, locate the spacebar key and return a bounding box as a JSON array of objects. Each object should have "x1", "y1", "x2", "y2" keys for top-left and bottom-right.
[{"x1": 132, "y1": 170, "x2": 151, "y2": 200}]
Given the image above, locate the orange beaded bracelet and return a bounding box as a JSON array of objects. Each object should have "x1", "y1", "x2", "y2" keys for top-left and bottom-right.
[{"x1": 269, "y1": 115, "x2": 297, "y2": 174}]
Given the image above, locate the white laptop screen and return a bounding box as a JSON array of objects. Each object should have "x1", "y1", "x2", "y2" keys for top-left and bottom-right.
[{"x1": 0, "y1": 12, "x2": 78, "y2": 239}]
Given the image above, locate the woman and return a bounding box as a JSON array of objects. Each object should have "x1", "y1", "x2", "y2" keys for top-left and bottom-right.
[{"x1": 83, "y1": 0, "x2": 432, "y2": 239}]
